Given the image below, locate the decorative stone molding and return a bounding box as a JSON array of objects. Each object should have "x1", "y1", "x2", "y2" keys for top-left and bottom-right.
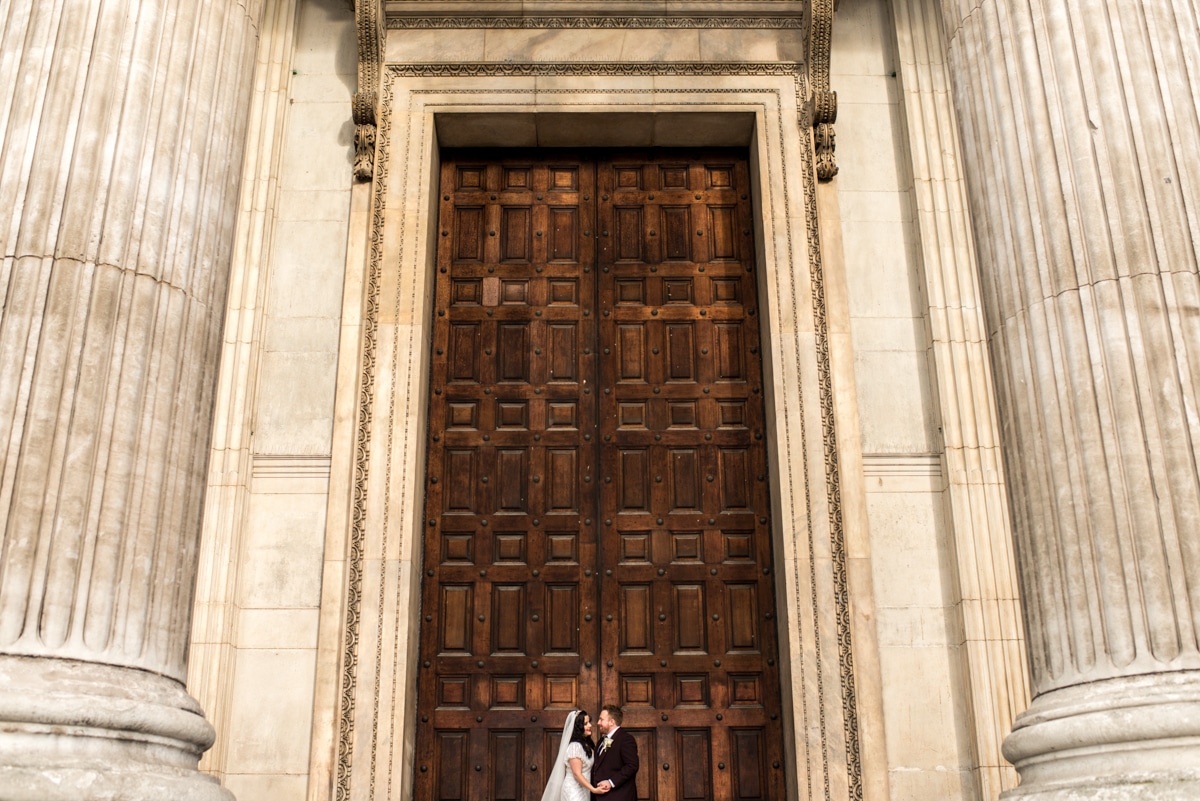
[
  {"x1": 386, "y1": 16, "x2": 808, "y2": 28},
  {"x1": 330, "y1": 63, "x2": 872, "y2": 801},
  {"x1": 353, "y1": 0, "x2": 384, "y2": 181},
  {"x1": 378, "y1": 2, "x2": 835, "y2": 179},
  {"x1": 808, "y1": 0, "x2": 837, "y2": 180},
  {"x1": 376, "y1": 62, "x2": 804, "y2": 78},
  {"x1": 383, "y1": 0, "x2": 812, "y2": 21},
  {"x1": 860, "y1": 453, "x2": 943, "y2": 479}
]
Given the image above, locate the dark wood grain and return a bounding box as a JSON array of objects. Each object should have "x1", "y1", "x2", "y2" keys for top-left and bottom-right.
[{"x1": 417, "y1": 151, "x2": 783, "y2": 801}]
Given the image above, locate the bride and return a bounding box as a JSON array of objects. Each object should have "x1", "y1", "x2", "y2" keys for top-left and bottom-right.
[{"x1": 540, "y1": 709, "x2": 605, "y2": 801}]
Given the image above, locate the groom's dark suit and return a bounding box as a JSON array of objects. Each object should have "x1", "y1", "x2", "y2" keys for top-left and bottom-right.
[{"x1": 591, "y1": 726, "x2": 639, "y2": 801}]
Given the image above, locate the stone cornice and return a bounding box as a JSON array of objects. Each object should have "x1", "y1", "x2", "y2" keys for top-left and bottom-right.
[
  {"x1": 386, "y1": 15, "x2": 806, "y2": 27},
  {"x1": 384, "y1": 0, "x2": 810, "y2": 22},
  {"x1": 377, "y1": 0, "x2": 838, "y2": 181},
  {"x1": 386, "y1": 60, "x2": 803, "y2": 77}
]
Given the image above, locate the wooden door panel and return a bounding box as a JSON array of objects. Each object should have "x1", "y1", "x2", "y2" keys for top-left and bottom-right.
[
  {"x1": 666, "y1": 323, "x2": 696, "y2": 381},
  {"x1": 494, "y1": 448, "x2": 527, "y2": 512},
  {"x1": 617, "y1": 323, "x2": 648, "y2": 380},
  {"x1": 490, "y1": 730, "x2": 525, "y2": 800},
  {"x1": 496, "y1": 322, "x2": 531, "y2": 382},
  {"x1": 676, "y1": 729, "x2": 713, "y2": 800},
  {"x1": 549, "y1": 207, "x2": 580, "y2": 261},
  {"x1": 447, "y1": 322, "x2": 480, "y2": 382},
  {"x1": 547, "y1": 323, "x2": 579, "y2": 381},
  {"x1": 669, "y1": 448, "x2": 701, "y2": 511},
  {"x1": 672, "y1": 583, "x2": 708, "y2": 653},
  {"x1": 724, "y1": 583, "x2": 759, "y2": 652},
  {"x1": 492, "y1": 584, "x2": 527, "y2": 653},
  {"x1": 718, "y1": 448, "x2": 751, "y2": 510},
  {"x1": 632, "y1": 730, "x2": 657, "y2": 801},
  {"x1": 490, "y1": 675, "x2": 526, "y2": 709},
  {"x1": 597, "y1": 152, "x2": 784, "y2": 801},
  {"x1": 617, "y1": 448, "x2": 651, "y2": 511},
  {"x1": 544, "y1": 448, "x2": 579, "y2": 511},
  {"x1": 454, "y1": 206, "x2": 485, "y2": 261},
  {"x1": 435, "y1": 730, "x2": 470, "y2": 799},
  {"x1": 418, "y1": 154, "x2": 599, "y2": 801},
  {"x1": 706, "y1": 205, "x2": 739, "y2": 261},
  {"x1": 419, "y1": 150, "x2": 782, "y2": 801},
  {"x1": 620, "y1": 583, "x2": 654, "y2": 653},
  {"x1": 730, "y1": 728, "x2": 768, "y2": 800},
  {"x1": 440, "y1": 584, "x2": 474, "y2": 653},
  {"x1": 614, "y1": 206, "x2": 645, "y2": 261},
  {"x1": 544, "y1": 583, "x2": 580, "y2": 654},
  {"x1": 661, "y1": 206, "x2": 692, "y2": 260},
  {"x1": 500, "y1": 206, "x2": 532, "y2": 262}
]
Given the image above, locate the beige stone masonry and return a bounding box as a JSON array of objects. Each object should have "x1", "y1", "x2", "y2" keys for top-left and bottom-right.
[{"x1": 190, "y1": 0, "x2": 303, "y2": 782}]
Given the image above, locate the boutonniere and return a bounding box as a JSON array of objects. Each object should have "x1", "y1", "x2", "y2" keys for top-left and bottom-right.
[{"x1": 601, "y1": 736, "x2": 613, "y2": 750}]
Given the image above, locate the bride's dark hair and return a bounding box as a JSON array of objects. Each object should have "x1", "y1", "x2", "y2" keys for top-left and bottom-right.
[{"x1": 569, "y1": 709, "x2": 595, "y2": 756}]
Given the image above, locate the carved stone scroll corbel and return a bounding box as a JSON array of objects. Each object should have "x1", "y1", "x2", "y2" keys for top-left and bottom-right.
[
  {"x1": 353, "y1": 0, "x2": 384, "y2": 181},
  {"x1": 809, "y1": 0, "x2": 838, "y2": 181}
]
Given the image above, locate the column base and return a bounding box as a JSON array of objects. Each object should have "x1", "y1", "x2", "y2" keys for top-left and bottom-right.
[
  {"x1": 1002, "y1": 672, "x2": 1200, "y2": 800},
  {"x1": 0, "y1": 655, "x2": 233, "y2": 801}
]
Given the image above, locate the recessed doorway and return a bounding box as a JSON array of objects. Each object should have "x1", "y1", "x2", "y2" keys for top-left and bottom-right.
[{"x1": 416, "y1": 149, "x2": 785, "y2": 801}]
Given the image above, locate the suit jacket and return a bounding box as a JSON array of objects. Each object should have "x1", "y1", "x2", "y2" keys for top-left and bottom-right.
[{"x1": 591, "y1": 727, "x2": 639, "y2": 801}]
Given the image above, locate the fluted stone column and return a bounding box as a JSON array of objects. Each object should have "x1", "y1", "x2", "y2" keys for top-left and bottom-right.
[
  {"x1": 938, "y1": 0, "x2": 1200, "y2": 797},
  {"x1": 0, "y1": 0, "x2": 260, "y2": 798}
]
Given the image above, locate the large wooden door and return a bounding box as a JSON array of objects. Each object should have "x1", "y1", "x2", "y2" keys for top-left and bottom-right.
[{"x1": 417, "y1": 151, "x2": 784, "y2": 801}]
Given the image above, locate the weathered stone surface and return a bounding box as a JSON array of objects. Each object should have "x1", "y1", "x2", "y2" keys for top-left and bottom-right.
[
  {"x1": 0, "y1": 656, "x2": 230, "y2": 801},
  {"x1": 939, "y1": 0, "x2": 1200, "y2": 796},
  {"x1": 0, "y1": 0, "x2": 261, "y2": 796}
]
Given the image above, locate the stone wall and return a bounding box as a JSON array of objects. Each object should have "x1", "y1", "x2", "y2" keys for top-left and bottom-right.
[
  {"x1": 185, "y1": 2, "x2": 1026, "y2": 800},
  {"x1": 187, "y1": 0, "x2": 355, "y2": 798}
]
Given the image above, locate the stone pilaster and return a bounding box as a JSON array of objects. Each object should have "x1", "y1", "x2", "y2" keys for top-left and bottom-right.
[
  {"x1": 938, "y1": 0, "x2": 1200, "y2": 797},
  {"x1": 0, "y1": 0, "x2": 260, "y2": 797},
  {"x1": 890, "y1": 1, "x2": 1029, "y2": 797},
  {"x1": 187, "y1": 0, "x2": 302, "y2": 779}
]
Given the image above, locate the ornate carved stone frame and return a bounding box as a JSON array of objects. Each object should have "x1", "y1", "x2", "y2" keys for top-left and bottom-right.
[{"x1": 316, "y1": 64, "x2": 881, "y2": 801}]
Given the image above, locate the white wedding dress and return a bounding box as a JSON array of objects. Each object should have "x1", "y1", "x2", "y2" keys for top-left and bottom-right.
[
  {"x1": 560, "y1": 742, "x2": 594, "y2": 801},
  {"x1": 540, "y1": 711, "x2": 595, "y2": 801}
]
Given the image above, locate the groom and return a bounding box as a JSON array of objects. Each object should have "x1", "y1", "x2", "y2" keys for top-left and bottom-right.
[{"x1": 591, "y1": 704, "x2": 639, "y2": 800}]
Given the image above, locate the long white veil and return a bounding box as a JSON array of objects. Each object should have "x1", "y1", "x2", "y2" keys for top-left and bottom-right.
[{"x1": 539, "y1": 709, "x2": 578, "y2": 801}]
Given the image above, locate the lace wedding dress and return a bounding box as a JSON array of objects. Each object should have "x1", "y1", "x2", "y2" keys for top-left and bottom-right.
[
  {"x1": 540, "y1": 711, "x2": 595, "y2": 801},
  {"x1": 560, "y1": 741, "x2": 594, "y2": 801}
]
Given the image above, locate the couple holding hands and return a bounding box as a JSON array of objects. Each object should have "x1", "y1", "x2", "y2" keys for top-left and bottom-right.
[{"x1": 539, "y1": 705, "x2": 639, "y2": 801}]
